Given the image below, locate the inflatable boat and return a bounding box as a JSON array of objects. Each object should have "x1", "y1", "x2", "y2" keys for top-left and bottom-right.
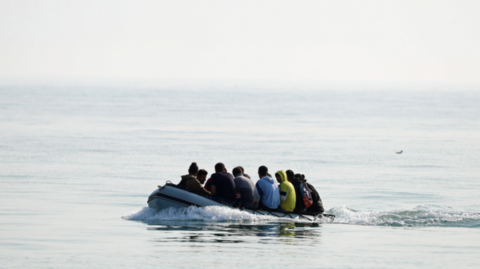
[{"x1": 147, "y1": 183, "x2": 335, "y2": 221}]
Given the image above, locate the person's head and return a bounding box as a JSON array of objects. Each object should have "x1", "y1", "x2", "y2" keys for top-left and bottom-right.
[
  {"x1": 275, "y1": 170, "x2": 287, "y2": 183},
  {"x1": 294, "y1": 173, "x2": 305, "y2": 183},
  {"x1": 197, "y1": 169, "x2": 208, "y2": 184},
  {"x1": 258, "y1": 165, "x2": 268, "y2": 178},
  {"x1": 232, "y1": 167, "x2": 242, "y2": 177},
  {"x1": 215, "y1": 162, "x2": 226, "y2": 173},
  {"x1": 188, "y1": 162, "x2": 199, "y2": 175},
  {"x1": 238, "y1": 166, "x2": 245, "y2": 174},
  {"x1": 286, "y1": 170, "x2": 294, "y2": 182},
  {"x1": 275, "y1": 172, "x2": 281, "y2": 183}
]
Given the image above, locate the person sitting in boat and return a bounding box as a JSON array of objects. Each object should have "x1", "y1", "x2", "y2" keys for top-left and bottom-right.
[
  {"x1": 302, "y1": 175, "x2": 325, "y2": 215},
  {"x1": 206, "y1": 167, "x2": 249, "y2": 191},
  {"x1": 210, "y1": 163, "x2": 236, "y2": 205},
  {"x1": 178, "y1": 162, "x2": 211, "y2": 196},
  {"x1": 237, "y1": 166, "x2": 251, "y2": 179},
  {"x1": 204, "y1": 166, "x2": 234, "y2": 191},
  {"x1": 255, "y1": 166, "x2": 280, "y2": 210},
  {"x1": 292, "y1": 173, "x2": 325, "y2": 215},
  {"x1": 286, "y1": 170, "x2": 306, "y2": 213},
  {"x1": 196, "y1": 169, "x2": 208, "y2": 185},
  {"x1": 177, "y1": 162, "x2": 197, "y2": 189},
  {"x1": 275, "y1": 170, "x2": 296, "y2": 212},
  {"x1": 232, "y1": 167, "x2": 259, "y2": 209}
]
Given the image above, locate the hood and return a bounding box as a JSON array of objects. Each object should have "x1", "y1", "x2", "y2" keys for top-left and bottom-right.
[
  {"x1": 181, "y1": 174, "x2": 196, "y2": 180},
  {"x1": 261, "y1": 176, "x2": 275, "y2": 183},
  {"x1": 276, "y1": 170, "x2": 287, "y2": 183}
]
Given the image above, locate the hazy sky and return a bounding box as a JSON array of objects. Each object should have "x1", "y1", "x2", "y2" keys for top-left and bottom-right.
[{"x1": 1, "y1": 0, "x2": 479, "y2": 85}]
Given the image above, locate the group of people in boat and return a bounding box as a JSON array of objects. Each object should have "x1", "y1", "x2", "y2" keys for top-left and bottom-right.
[{"x1": 177, "y1": 162, "x2": 325, "y2": 215}]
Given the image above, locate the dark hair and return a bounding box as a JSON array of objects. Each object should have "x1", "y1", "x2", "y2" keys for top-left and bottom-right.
[
  {"x1": 232, "y1": 167, "x2": 242, "y2": 176},
  {"x1": 215, "y1": 162, "x2": 225, "y2": 172},
  {"x1": 189, "y1": 162, "x2": 199, "y2": 174},
  {"x1": 294, "y1": 173, "x2": 305, "y2": 183},
  {"x1": 286, "y1": 170, "x2": 294, "y2": 180},
  {"x1": 238, "y1": 166, "x2": 245, "y2": 173},
  {"x1": 197, "y1": 169, "x2": 208, "y2": 178},
  {"x1": 258, "y1": 165, "x2": 268, "y2": 177}
]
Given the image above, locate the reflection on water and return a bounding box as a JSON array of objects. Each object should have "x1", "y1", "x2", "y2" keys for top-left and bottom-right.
[{"x1": 144, "y1": 221, "x2": 322, "y2": 245}]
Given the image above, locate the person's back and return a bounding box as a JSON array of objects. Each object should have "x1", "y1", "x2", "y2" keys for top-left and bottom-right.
[
  {"x1": 179, "y1": 163, "x2": 211, "y2": 196},
  {"x1": 178, "y1": 174, "x2": 194, "y2": 189},
  {"x1": 232, "y1": 167, "x2": 258, "y2": 209},
  {"x1": 184, "y1": 175, "x2": 211, "y2": 196},
  {"x1": 178, "y1": 162, "x2": 199, "y2": 190},
  {"x1": 287, "y1": 170, "x2": 307, "y2": 213},
  {"x1": 186, "y1": 169, "x2": 210, "y2": 196},
  {"x1": 255, "y1": 166, "x2": 280, "y2": 210},
  {"x1": 275, "y1": 170, "x2": 296, "y2": 212},
  {"x1": 291, "y1": 173, "x2": 324, "y2": 215},
  {"x1": 305, "y1": 182, "x2": 324, "y2": 214},
  {"x1": 210, "y1": 163, "x2": 236, "y2": 203}
]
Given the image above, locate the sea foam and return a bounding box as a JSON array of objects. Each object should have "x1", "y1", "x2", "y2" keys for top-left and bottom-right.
[
  {"x1": 329, "y1": 205, "x2": 480, "y2": 227},
  {"x1": 123, "y1": 206, "x2": 281, "y2": 223},
  {"x1": 124, "y1": 205, "x2": 480, "y2": 227}
]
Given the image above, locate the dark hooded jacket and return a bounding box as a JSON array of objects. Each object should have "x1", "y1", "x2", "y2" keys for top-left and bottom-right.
[
  {"x1": 292, "y1": 182, "x2": 306, "y2": 213},
  {"x1": 178, "y1": 174, "x2": 211, "y2": 196},
  {"x1": 305, "y1": 182, "x2": 324, "y2": 214},
  {"x1": 291, "y1": 177, "x2": 324, "y2": 214}
]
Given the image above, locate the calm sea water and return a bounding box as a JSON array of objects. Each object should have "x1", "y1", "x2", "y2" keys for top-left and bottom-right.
[{"x1": 1, "y1": 86, "x2": 480, "y2": 268}]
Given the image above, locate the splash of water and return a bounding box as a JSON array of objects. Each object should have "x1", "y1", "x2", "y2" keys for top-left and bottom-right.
[
  {"x1": 329, "y1": 205, "x2": 480, "y2": 227},
  {"x1": 123, "y1": 206, "x2": 280, "y2": 223},
  {"x1": 124, "y1": 205, "x2": 480, "y2": 227}
]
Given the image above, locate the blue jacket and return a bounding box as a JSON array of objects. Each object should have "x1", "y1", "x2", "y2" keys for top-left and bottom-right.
[{"x1": 255, "y1": 176, "x2": 280, "y2": 209}]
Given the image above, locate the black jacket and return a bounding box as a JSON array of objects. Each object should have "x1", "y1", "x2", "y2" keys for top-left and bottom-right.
[{"x1": 305, "y1": 183, "x2": 324, "y2": 214}]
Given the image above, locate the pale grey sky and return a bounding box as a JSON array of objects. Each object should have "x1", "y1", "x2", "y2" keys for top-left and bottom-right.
[{"x1": 1, "y1": 0, "x2": 479, "y2": 86}]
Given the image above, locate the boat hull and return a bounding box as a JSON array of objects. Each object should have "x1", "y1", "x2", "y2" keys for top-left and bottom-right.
[
  {"x1": 147, "y1": 185, "x2": 223, "y2": 210},
  {"x1": 147, "y1": 185, "x2": 332, "y2": 221}
]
